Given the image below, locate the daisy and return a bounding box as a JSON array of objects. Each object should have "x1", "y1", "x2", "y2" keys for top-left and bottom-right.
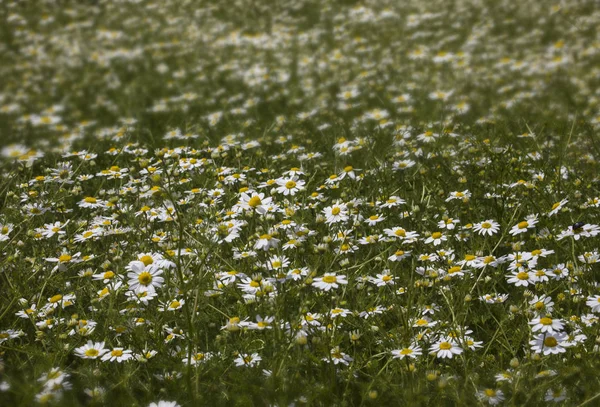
[
  {"x1": 368, "y1": 271, "x2": 396, "y2": 286},
  {"x1": 586, "y1": 295, "x2": 600, "y2": 313},
  {"x1": 126, "y1": 261, "x2": 164, "y2": 293},
  {"x1": 506, "y1": 270, "x2": 533, "y2": 287},
  {"x1": 312, "y1": 273, "x2": 348, "y2": 291},
  {"x1": 247, "y1": 315, "x2": 274, "y2": 330},
  {"x1": 384, "y1": 227, "x2": 420, "y2": 241},
  {"x1": 148, "y1": 401, "x2": 181, "y2": 407},
  {"x1": 445, "y1": 190, "x2": 471, "y2": 202},
  {"x1": 101, "y1": 348, "x2": 133, "y2": 362},
  {"x1": 238, "y1": 192, "x2": 272, "y2": 215},
  {"x1": 530, "y1": 332, "x2": 571, "y2": 355},
  {"x1": 78, "y1": 197, "x2": 107, "y2": 209},
  {"x1": 424, "y1": 231, "x2": 447, "y2": 246},
  {"x1": 429, "y1": 338, "x2": 463, "y2": 359},
  {"x1": 529, "y1": 317, "x2": 564, "y2": 333},
  {"x1": 330, "y1": 307, "x2": 352, "y2": 318},
  {"x1": 275, "y1": 177, "x2": 305, "y2": 196},
  {"x1": 391, "y1": 344, "x2": 422, "y2": 360},
  {"x1": 548, "y1": 199, "x2": 568, "y2": 216},
  {"x1": 325, "y1": 346, "x2": 353, "y2": 366},
  {"x1": 473, "y1": 220, "x2": 500, "y2": 236},
  {"x1": 545, "y1": 387, "x2": 567, "y2": 403},
  {"x1": 234, "y1": 353, "x2": 262, "y2": 367},
  {"x1": 254, "y1": 233, "x2": 280, "y2": 251},
  {"x1": 159, "y1": 299, "x2": 185, "y2": 312},
  {"x1": 323, "y1": 204, "x2": 349, "y2": 224},
  {"x1": 74, "y1": 341, "x2": 109, "y2": 360},
  {"x1": 509, "y1": 216, "x2": 538, "y2": 236},
  {"x1": 365, "y1": 214, "x2": 385, "y2": 226},
  {"x1": 388, "y1": 250, "x2": 411, "y2": 262},
  {"x1": 476, "y1": 388, "x2": 505, "y2": 405},
  {"x1": 0, "y1": 223, "x2": 13, "y2": 241},
  {"x1": 379, "y1": 196, "x2": 406, "y2": 208}
]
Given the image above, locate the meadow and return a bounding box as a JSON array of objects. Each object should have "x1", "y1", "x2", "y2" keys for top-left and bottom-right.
[{"x1": 1, "y1": 0, "x2": 600, "y2": 405}]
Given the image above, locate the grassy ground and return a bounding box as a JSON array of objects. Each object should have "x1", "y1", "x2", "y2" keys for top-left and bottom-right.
[{"x1": 1, "y1": 0, "x2": 600, "y2": 405}]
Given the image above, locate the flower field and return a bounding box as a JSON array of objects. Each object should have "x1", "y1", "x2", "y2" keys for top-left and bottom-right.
[{"x1": 1, "y1": 0, "x2": 600, "y2": 405}]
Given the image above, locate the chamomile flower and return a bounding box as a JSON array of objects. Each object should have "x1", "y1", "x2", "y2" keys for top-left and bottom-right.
[
  {"x1": 74, "y1": 341, "x2": 109, "y2": 360},
  {"x1": 530, "y1": 332, "x2": 571, "y2": 355},
  {"x1": 429, "y1": 338, "x2": 463, "y2": 359},
  {"x1": 312, "y1": 273, "x2": 348, "y2": 291},
  {"x1": 391, "y1": 344, "x2": 422, "y2": 360},
  {"x1": 473, "y1": 220, "x2": 500, "y2": 236}
]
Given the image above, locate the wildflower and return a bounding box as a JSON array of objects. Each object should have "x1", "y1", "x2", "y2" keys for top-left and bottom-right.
[
  {"x1": 509, "y1": 216, "x2": 538, "y2": 236},
  {"x1": 126, "y1": 260, "x2": 164, "y2": 293},
  {"x1": 530, "y1": 332, "x2": 571, "y2": 355},
  {"x1": 391, "y1": 344, "x2": 422, "y2": 360},
  {"x1": 548, "y1": 199, "x2": 568, "y2": 216},
  {"x1": 473, "y1": 220, "x2": 500, "y2": 236},
  {"x1": 275, "y1": 177, "x2": 305, "y2": 196},
  {"x1": 429, "y1": 338, "x2": 463, "y2": 359},
  {"x1": 312, "y1": 273, "x2": 348, "y2": 291},
  {"x1": 325, "y1": 347, "x2": 353, "y2": 366},
  {"x1": 424, "y1": 231, "x2": 447, "y2": 246},
  {"x1": 74, "y1": 341, "x2": 109, "y2": 360},
  {"x1": 234, "y1": 353, "x2": 262, "y2": 367},
  {"x1": 476, "y1": 388, "x2": 505, "y2": 405},
  {"x1": 586, "y1": 295, "x2": 600, "y2": 313},
  {"x1": 102, "y1": 348, "x2": 133, "y2": 362},
  {"x1": 323, "y1": 204, "x2": 349, "y2": 224}
]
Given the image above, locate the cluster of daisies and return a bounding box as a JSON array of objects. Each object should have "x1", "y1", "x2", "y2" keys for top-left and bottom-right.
[{"x1": 1, "y1": 0, "x2": 600, "y2": 405}]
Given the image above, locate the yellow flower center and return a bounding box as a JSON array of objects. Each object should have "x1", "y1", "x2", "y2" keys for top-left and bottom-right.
[
  {"x1": 544, "y1": 337, "x2": 558, "y2": 347},
  {"x1": 540, "y1": 317, "x2": 553, "y2": 325},
  {"x1": 400, "y1": 348, "x2": 413, "y2": 355},
  {"x1": 484, "y1": 389, "x2": 496, "y2": 397},
  {"x1": 322, "y1": 275, "x2": 337, "y2": 284},
  {"x1": 285, "y1": 180, "x2": 297, "y2": 189},
  {"x1": 85, "y1": 349, "x2": 99, "y2": 357},
  {"x1": 331, "y1": 207, "x2": 341, "y2": 215},
  {"x1": 517, "y1": 221, "x2": 529, "y2": 229},
  {"x1": 431, "y1": 232, "x2": 442, "y2": 239},
  {"x1": 248, "y1": 196, "x2": 262, "y2": 207},
  {"x1": 103, "y1": 271, "x2": 114, "y2": 279},
  {"x1": 49, "y1": 294, "x2": 63, "y2": 303},
  {"x1": 516, "y1": 271, "x2": 529, "y2": 280},
  {"x1": 169, "y1": 301, "x2": 181, "y2": 309},
  {"x1": 111, "y1": 349, "x2": 123, "y2": 357},
  {"x1": 59, "y1": 254, "x2": 72, "y2": 263},
  {"x1": 140, "y1": 255, "x2": 154, "y2": 266},
  {"x1": 138, "y1": 272, "x2": 153, "y2": 285},
  {"x1": 439, "y1": 342, "x2": 452, "y2": 350},
  {"x1": 84, "y1": 197, "x2": 97, "y2": 203}
]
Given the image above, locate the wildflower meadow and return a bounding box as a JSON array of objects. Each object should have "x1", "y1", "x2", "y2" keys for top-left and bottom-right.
[{"x1": 1, "y1": 0, "x2": 600, "y2": 405}]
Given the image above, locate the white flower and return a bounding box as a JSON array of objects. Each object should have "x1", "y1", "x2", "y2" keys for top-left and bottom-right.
[
  {"x1": 312, "y1": 273, "x2": 348, "y2": 291},
  {"x1": 429, "y1": 338, "x2": 463, "y2": 359},
  {"x1": 275, "y1": 177, "x2": 305, "y2": 196},
  {"x1": 234, "y1": 353, "x2": 262, "y2": 367},
  {"x1": 529, "y1": 317, "x2": 564, "y2": 334},
  {"x1": 473, "y1": 220, "x2": 500, "y2": 236},
  {"x1": 586, "y1": 295, "x2": 600, "y2": 313},
  {"x1": 101, "y1": 348, "x2": 133, "y2": 362},
  {"x1": 530, "y1": 332, "x2": 571, "y2": 355},
  {"x1": 126, "y1": 261, "x2": 164, "y2": 293},
  {"x1": 391, "y1": 344, "x2": 422, "y2": 359},
  {"x1": 323, "y1": 204, "x2": 349, "y2": 224},
  {"x1": 74, "y1": 341, "x2": 109, "y2": 359},
  {"x1": 509, "y1": 217, "x2": 538, "y2": 236}
]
